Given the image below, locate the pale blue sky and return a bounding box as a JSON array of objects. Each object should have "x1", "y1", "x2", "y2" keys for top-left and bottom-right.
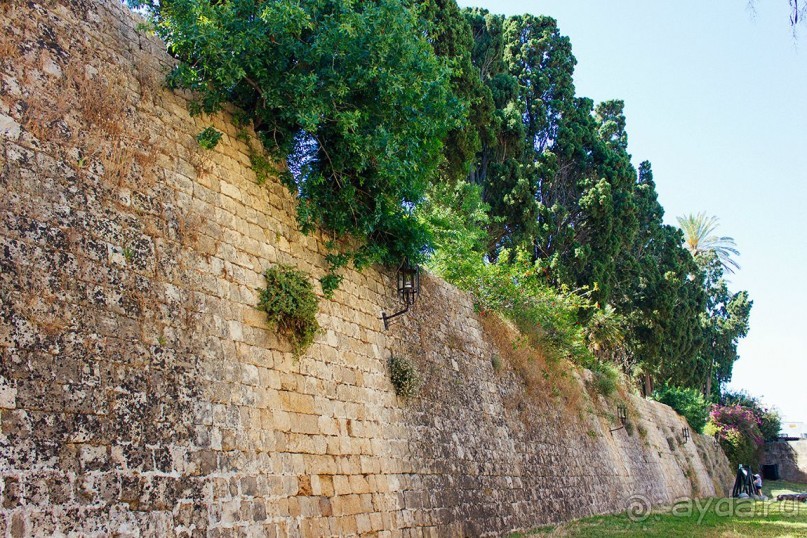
[{"x1": 458, "y1": 0, "x2": 807, "y2": 422}]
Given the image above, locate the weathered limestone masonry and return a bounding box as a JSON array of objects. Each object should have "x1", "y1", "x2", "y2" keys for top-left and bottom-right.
[
  {"x1": 0, "y1": 1, "x2": 732, "y2": 536},
  {"x1": 763, "y1": 441, "x2": 807, "y2": 483}
]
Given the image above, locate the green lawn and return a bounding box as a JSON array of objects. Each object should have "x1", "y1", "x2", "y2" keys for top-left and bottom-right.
[{"x1": 512, "y1": 481, "x2": 807, "y2": 537}]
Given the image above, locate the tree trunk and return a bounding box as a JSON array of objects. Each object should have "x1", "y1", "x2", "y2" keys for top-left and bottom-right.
[{"x1": 643, "y1": 374, "x2": 653, "y2": 398}]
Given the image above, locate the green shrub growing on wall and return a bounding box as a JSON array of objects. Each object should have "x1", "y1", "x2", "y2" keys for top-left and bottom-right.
[
  {"x1": 388, "y1": 355, "x2": 421, "y2": 398},
  {"x1": 196, "y1": 127, "x2": 222, "y2": 150},
  {"x1": 258, "y1": 266, "x2": 320, "y2": 357},
  {"x1": 590, "y1": 362, "x2": 619, "y2": 397},
  {"x1": 653, "y1": 383, "x2": 710, "y2": 433}
]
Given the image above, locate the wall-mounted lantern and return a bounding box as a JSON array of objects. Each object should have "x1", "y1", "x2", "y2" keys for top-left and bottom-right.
[
  {"x1": 618, "y1": 404, "x2": 628, "y2": 425},
  {"x1": 380, "y1": 258, "x2": 420, "y2": 330},
  {"x1": 611, "y1": 404, "x2": 628, "y2": 433},
  {"x1": 713, "y1": 432, "x2": 720, "y2": 447},
  {"x1": 683, "y1": 427, "x2": 690, "y2": 443}
]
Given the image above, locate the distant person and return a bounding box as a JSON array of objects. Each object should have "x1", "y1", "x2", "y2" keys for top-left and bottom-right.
[{"x1": 753, "y1": 473, "x2": 763, "y2": 496}]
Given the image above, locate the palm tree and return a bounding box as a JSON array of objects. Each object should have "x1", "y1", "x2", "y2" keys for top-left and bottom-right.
[{"x1": 676, "y1": 212, "x2": 740, "y2": 274}]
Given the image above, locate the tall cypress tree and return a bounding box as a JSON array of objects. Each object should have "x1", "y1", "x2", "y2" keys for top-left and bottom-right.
[{"x1": 611, "y1": 162, "x2": 705, "y2": 392}]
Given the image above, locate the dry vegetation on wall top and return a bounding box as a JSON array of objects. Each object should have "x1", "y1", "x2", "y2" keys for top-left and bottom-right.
[
  {"x1": 478, "y1": 310, "x2": 646, "y2": 435},
  {"x1": 2, "y1": 4, "x2": 158, "y2": 191},
  {"x1": 479, "y1": 312, "x2": 577, "y2": 419}
]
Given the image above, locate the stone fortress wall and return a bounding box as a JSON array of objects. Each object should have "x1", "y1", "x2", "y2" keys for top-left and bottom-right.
[
  {"x1": 763, "y1": 441, "x2": 807, "y2": 483},
  {"x1": 0, "y1": 1, "x2": 732, "y2": 535}
]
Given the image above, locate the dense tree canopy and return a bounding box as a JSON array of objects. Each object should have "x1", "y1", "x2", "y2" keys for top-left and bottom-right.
[
  {"x1": 421, "y1": 5, "x2": 751, "y2": 397},
  {"x1": 610, "y1": 163, "x2": 706, "y2": 389},
  {"x1": 696, "y1": 253, "x2": 752, "y2": 400},
  {"x1": 130, "y1": 0, "x2": 461, "y2": 292},
  {"x1": 134, "y1": 0, "x2": 752, "y2": 396}
]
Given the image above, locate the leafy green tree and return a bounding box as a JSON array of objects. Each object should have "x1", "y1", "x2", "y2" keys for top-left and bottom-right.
[
  {"x1": 461, "y1": 12, "x2": 642, "y2": 309},
  {"x1": 444, "y1": 9, "x2": 709, "y2": 392},
  {"x1": 417, "y1": 180, "x2": 490, "y2": 285},
  {"x1": 695, "y1": 254, "x2": 752, "y2": 400},
  {"x1": 677, "y1": 212, "x2": 740, "y2": 274},
  {"x1": 462, "y1": 9, "x2": 534, "y2": 253},
  {"x1": 503, "y1": 14, "x2": 576, "y2": 158},
  {"x1": 546, "y1": 99, "x2": 638, "y2": 304},
  {"x1": 500, "y1": 14, "x2": 580, "y2": 269},
  {"x1": 653, "y1": 383, "x2": 710, "y2": 432},
  {"x1": 417, "y1": 0, "x2": 491, "y2": 184},
  {"x1": 129, "y1": 0, "x2": 460, "y2": 292},
  {"x1": 448, "y1": 5, "x2": 750, "y2": 400},
  {"x1": 608, "y1": 162, "x2": 705, "y2": 393}
]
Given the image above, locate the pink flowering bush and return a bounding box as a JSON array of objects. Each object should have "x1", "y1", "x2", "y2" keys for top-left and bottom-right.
[{"x1": 705, "y1": 403, "x2": 764, "y2": 470}]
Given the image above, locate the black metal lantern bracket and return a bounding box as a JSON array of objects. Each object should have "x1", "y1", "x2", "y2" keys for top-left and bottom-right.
[
  {"x1": 682, "y1": 427, "x2": 690, "y2": 443},
  {"x1": 610, "y1": 404, "x2": 628, "y2": 433},
  {"x1": 380, "y1": 259, "x2": 420, "y2": 330}
]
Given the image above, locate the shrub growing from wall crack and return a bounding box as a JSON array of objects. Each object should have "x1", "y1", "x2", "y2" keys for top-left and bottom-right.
[
  {"x1": 258, "y1": 266, "x2": 320, "y2": 357},
  {"x1": 196, "y1": 126, "x2": 222, "y2": 150},
  {"x1": 388, "y1": 355, "x2": 421, "y2": 398}
]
